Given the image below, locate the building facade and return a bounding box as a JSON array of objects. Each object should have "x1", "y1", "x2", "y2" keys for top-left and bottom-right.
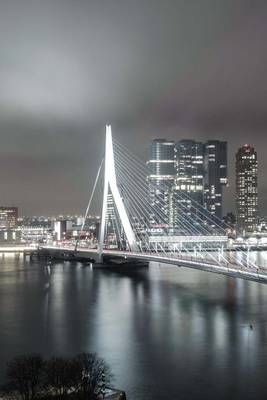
[
  {"x1": 174, "y1": 139, "x2": 205, "y2": 201},
  {"x1": 236, "y1": 144, "x2": 258, "y2": 233},
  {"x1": 204, "y1": 141, "x2": 228, "y2": 220},
  {"x1": 147, "y1": 138, "x2": 228, "y2": 232},
  {"x1": 0, "y1": 207, "x2": 18, "y2": 228},
  {"x1": 147, "y1": 139, "x2": 175, "y2": 228},
  {"x1": 53, "y1": 220, "x2": 72, "y2": 241}
]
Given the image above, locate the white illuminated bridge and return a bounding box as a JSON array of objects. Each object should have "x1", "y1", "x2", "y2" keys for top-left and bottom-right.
[{"x1": 42, "y1": 126, "x2": 267, "y2": 284}]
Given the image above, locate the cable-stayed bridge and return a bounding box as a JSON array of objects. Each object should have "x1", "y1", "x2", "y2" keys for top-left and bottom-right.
[{"x1": 44, "y1": 126, "x2": 267, "y2": 284}]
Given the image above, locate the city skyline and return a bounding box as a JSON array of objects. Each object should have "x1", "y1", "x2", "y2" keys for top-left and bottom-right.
[
  {"x1": 0, "y1": 134, "x2": 262, "y2": 220},
  {"x1": 147, "y1": 138, "x2": 228, "y2": 229},
  {"x1": 1, "y1": 4, "x2": 267, "y2": 400},
  {"x1": 0, "y1": 1, "x2": 267, "y2": 216}
]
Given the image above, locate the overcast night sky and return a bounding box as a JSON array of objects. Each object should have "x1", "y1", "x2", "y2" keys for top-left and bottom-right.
[{"x1": 0, "y1": 0, "x2": 267, "y2": 216}]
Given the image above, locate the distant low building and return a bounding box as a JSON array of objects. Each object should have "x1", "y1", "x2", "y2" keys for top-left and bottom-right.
[
  {"x1": 53, "y1": 220, "x2": 73, "y2": 241},
  {"x1": 223, "y1": 212, "x2": 236, "y2": 228},
  {"x1": 76, "y1": 217, "x2": 85, "y2": 226},
  {"x1": 257, "y1": 217, "x2": 267, "y2": 234},
  {"x1": 0, "y1": 207, "x2": 18, "y2": 228},
  {"x1": 223, "y1": 212, "x2": 236, "y2": 238}
]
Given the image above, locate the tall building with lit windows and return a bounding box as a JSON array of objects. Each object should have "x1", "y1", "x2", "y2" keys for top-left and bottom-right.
[
  {"x1": 204, "y1": 141, "x2": 228, "y2": 220},
  {"x1": 236, "y1": 145, "x2": 258, "y2": 233},
  {"x1": 174, "y1": 140, "x2": 205, "y2": 205},
  {"x1": 147, "y1": 138, "x2": 228, "y2": 231},
  {"x1": 147, "y1": 139, "x2": 175, "y2": 228},
  {"x1": 172, "y1": 140, "x2": 205, "y2": 232}
]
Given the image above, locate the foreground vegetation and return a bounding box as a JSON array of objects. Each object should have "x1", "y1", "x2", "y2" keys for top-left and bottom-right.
[{"x1": 0, "y1": 353, "x2": 116, "y2": 400}]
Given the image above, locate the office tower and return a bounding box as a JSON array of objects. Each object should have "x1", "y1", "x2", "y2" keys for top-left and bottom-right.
[
  {"x1": 147, "y1": 139, "x2": 175, "y2": 227},
  {"x1": 172, "y1": 140, "x2": 204, "y2": 233},
  {"x1": 204, "y1": 141, "x2": 227, "y2": 220},
  {"x1": 236, "y1": 144, "x2": 258, "y2": 233},
  {"x1": 0, "y1": 207, "x2": 18, "y2": 228},
  {"x1": 174, "y1": 140, "x2": 205, "y2": 204}
]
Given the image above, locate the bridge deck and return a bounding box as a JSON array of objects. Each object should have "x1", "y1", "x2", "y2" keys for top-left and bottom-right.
[
  {"x1": 0, "y1": 245, "x2": 37, "y2": 253},
  {"x1": 41, "y1": 246, "x2": 267, "y2": 285}
]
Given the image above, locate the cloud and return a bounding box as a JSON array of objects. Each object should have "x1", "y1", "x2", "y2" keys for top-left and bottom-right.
[{"x1": 0, "y1": 0, "x2": 266, "y2": 214}]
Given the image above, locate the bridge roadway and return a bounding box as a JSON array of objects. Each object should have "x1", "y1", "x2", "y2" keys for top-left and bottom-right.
[
  {"x1": 41, "y1": 245, "x2": 267, "y2": 285},
  {"x1": 0, "y1": 245, "x2": 37, "y2": 253}
]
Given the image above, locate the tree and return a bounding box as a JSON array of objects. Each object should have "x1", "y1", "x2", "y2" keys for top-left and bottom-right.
[
  {"x1": 1, "y1": 353, "x2": 113, "y2": 400},
  {"x1": 44, "y1": 357, "x2": 80, "y2": 398},
  {"x1": 75, "y1": 353, "x2": 112, "y2": 400},
  {"x1": 4, "y1": 354, "x2": 44, "y2": 400}
]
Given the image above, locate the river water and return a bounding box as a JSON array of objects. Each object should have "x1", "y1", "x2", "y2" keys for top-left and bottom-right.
[{"x1": 1, "y1": 254, "x2": 267, "y2": 399}]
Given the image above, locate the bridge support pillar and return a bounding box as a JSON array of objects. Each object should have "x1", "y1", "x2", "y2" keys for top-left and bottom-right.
[
  {"x1": 98, "y1": 125, "x2": 139, "y2": 261},
  {"x1": 96, "y1": 253, "x2": 103, "y2": 264}
]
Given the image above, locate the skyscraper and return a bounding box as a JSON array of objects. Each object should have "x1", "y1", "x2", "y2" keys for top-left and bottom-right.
[
  {"x1": 171, "y1": 140, "x2": 205, "y2": 232},
  {"x1": 147, "y1": 139, "x2": 175, "y2": 227},
  {"x1": 204, "y1": 141, "x2": 227, "y2": 220},
  {"x1": 174, "y1": 139, "x2": 205, "y2": 205},
  {"x1": 236, "y1": 144, "x2": 258, "y2": 233},
  {"x1": 147, "y1": 138, "x2": 228, "y2": 232}
]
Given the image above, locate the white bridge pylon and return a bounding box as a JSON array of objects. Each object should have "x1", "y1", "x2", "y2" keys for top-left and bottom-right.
[{"x1": 98, "y1": 125, "x2": 139, "y2": 257}]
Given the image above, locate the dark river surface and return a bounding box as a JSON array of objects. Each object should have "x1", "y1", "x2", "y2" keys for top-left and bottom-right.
[{"x1": 1, "y1": 253, "x2": 267, "y2": 399}]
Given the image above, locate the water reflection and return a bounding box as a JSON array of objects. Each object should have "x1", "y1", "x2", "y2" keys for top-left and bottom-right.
[{"x1": 1, "y1": 257, "x2": 267, "y2": 399}]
